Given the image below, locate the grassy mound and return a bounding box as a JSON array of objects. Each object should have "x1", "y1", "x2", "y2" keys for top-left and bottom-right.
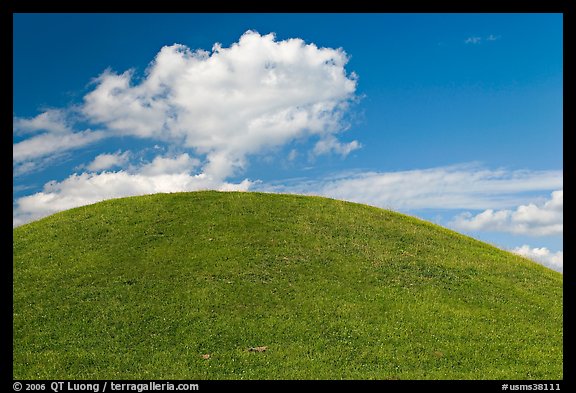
[{"x1": 13, "y1": 191, "x2": 562, "y2": 379}]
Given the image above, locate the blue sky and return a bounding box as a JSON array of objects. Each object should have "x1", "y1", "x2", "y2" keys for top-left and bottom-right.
[{"x1": 13, "y1": 13, "x2": 563, "y2": 271}]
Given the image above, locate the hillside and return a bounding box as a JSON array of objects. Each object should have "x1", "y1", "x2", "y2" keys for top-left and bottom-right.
[{"x1": 13, "y1": 191, "x2": 562, "y2": 379}]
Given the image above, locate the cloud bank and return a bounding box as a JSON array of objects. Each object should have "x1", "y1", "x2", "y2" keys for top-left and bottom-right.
[
  {"x1": 13, "y1": 154, "x2": 252, "y2": 227},
  {"x1": 452, "y1": 190, "x2": 563, "y2": 236},
  {"x1": 14, "y1": 163, "x2": 562, "y2": 228},
  {"x1": 512, "y1": 245, "x2": 563, "y2": 273},
  {"x1": 258, "y1": 164, "x2": 562, "y2": 211}
]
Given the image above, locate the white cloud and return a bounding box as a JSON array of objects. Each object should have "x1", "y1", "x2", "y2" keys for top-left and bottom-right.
[
  {"x1": 464, "y1": 35, "x2": 500, "y2": 45},
  {"x1": 13, "y1": 109, "x2": 107, "y2": 175},
  {"x1": 81, "y1": 30, "x2": 358, "y2": 179},
  {"x1": 14, "y1": 31, "x2": 358, "y2": 180},
  {"x1": 451, "y1": 190, "x2": 563, "y2": 236},
  {"x1": 313, "y1": 136, "x2": 361, "y2": 157},
  {"x1": 13, "y1": 130, "x2": 106, "y2": 175},
  {"x1": 512, "y1": 245, "x2": 563, "y2": 273},
  {"x1": 138, "y1": 153, "x2": 200, "y2": 176},
  {"x1": 13, "y1": 109, "x2": 71, "y2": 135},
  {"x1": 258, "y1": 164, "x2": 563, "y2": 211},
  {"x1": 13, "y1": 154, "x2": 252, "y2": 227},
  {"x1": 86, "y1": 150, "x2": 131, "y2": 171},
  {"x1": 13, "y1": 130, "x2": 106, "y2": 163},
  {"x1": 465, "y1": 36, "x2": 482, "y2": 44},
  {"x1": 13, "y1": 160, "x2": 46, "y2": 177}
]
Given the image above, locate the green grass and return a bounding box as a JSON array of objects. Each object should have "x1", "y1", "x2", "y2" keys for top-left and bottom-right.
[{"x1": 13, "y1": 191, "x2": 562, "y2": 379}]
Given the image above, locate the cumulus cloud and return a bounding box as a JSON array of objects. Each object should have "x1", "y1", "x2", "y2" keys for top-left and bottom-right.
[
  {"x1": 80, "y1": 30, "x2": 358, "y2": 179},
  {"x1": 86, "y1": 150, "x2": 131, "y2": 172},
  {"x1": 13, "y1": 154, "x2": 251, "y2": 226},
  {"x1": 512, "y1": 245, "x2": 563, "y2": 273},
  {"x1": 14, "y1": 31, "x2": 358, "y2": 181},
  {"x1": 451, "y1": 190, "x2": 563, "y2": 236},
  {"x1": 258, "y1": 164, "x2": 563, "y2": 211}
]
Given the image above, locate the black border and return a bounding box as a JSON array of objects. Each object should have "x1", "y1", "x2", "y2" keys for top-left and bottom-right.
[
  {"x1": 5, "y1": 1, "x2": 571, "y2": 13},
  {"x1": 6, "y1": 0, "x2": 573, "y2": 391},
  {"x1": 5, "y1": 380, "x2": 572, "y2": 392},
  {"x1": 562, "y1": 4, "x2": 574, "y2": 391},
  {"x1": 5, "y1": 0, "x2": 14, "y2": 387}
]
